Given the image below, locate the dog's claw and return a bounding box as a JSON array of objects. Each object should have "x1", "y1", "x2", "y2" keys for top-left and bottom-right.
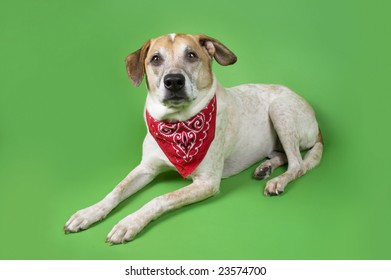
[
  {"x1": 264, "y1": 177, "x2": 286, "y2": 196},
  {"x1": 265, "y1": 190, "x2": 284, "y2": 196},
  {"x1": 105, "y1": 238, "x2": 114, "y2": 246}
]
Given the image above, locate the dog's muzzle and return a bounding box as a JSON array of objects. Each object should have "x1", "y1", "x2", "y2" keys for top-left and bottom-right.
[
  {"x1": 163, "y1": 74, "x2": 188, "y2": 104},
  {"x1": 164, "y1": 73, "x2": 185, "y2": 91}
]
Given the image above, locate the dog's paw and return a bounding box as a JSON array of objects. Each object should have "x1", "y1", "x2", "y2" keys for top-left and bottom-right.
[
  {"x1": 106, "y1": 214, "x2": 143, "y2": 244},
  {"x1": 64, "y1": 204, "x2": 107, "y2": 233},
  {"x1": 253, "y1": 164, "x2": 272, "y2": 180},
  {"x1": 264, "y1": 178, "x2": 286, "y2": 196}
]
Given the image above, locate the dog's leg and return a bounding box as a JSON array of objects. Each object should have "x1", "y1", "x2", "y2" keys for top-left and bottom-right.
[
  {"x1": 303, "y1": 130, "x2": 323, "y2": 171},
  {"x1": 264, "y1": 136, "x2": 323, "y2": 196},
  {"x1": 263, "y1": 137, "x2": 303, "y2": 196},
  {"x1": 253, "y1": 151, "x2": 288, "y2": 180},
  {"x1": 264, "y1": 100, "x2": 321, "y2": 196},
  {"x1": 64, "y1": 163, "x2": 158, "y2": 233},
  {"x1": 106, "y1": 178, "x2": 220, "y2": 244}
]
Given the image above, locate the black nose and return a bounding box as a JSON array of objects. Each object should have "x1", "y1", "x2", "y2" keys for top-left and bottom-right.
[{"x1": 164, "y1": 74, "x2": 185, "y2": 92}]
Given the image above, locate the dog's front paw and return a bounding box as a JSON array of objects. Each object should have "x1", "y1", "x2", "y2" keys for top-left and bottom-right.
[
  {"x1": 106, "y1": 214, "x2": 144, "y2": 244},
  {"x1": 64, "y1": 204, "x2": 108, "y2": 233},
  {"x1": 264, "y1": 178, "x2": 286, "y2": 196}
]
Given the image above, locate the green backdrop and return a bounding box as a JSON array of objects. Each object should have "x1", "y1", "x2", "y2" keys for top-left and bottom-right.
[{"x1": 1, "y1": 0, "x2": 390, "y2": 259}]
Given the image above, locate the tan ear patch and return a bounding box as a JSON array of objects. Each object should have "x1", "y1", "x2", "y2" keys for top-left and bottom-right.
[{"x1": 125, "y1": 40, "x2": 151, "y2": 87}]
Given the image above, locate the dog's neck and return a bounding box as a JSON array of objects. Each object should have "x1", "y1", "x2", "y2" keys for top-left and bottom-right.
[{"x1": 145, "y1": 79, "x2": 218, "y2": 122}]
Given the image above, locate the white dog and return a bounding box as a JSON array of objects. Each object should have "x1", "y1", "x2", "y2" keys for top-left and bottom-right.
[{"x1": 65, "y1": 33, "x2": 323, "y2": 244}]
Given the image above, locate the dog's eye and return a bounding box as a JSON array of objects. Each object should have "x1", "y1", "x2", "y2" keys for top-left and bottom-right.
[
  {"x1": 151, "y1": 55, "x2": 162, "y2": 66},
  {"x1": 187, "y1": 52, "x2": 198, "y2": 61}
]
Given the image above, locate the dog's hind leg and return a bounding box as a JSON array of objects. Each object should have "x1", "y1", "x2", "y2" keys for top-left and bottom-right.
[
  {"x1": 303, "y1": 130, "x2": 323, "y2": 171},
  {"x1": 253, "y1": 151, "x2": 287, "y2": 180},
  {"x1": 263, "y1": 98, "x2": 322, "y2": 196}
]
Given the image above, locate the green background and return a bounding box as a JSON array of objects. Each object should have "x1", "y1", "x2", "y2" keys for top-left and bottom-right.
[{"x1": 1, "y1": 0, "x2": 390, "y2": 259}]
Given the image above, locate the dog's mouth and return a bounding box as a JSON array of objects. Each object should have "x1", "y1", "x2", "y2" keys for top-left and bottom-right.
[
  {"x1": 163, "y1": 91, "x2": 190, "y2": 106},
  {"x1": 160, "y1": 73, "x2": 193, "y2": 107}
]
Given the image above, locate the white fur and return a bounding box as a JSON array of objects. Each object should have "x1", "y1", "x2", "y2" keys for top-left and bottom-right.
[
  {"x1": 169, "y1": 33, "x2": 176, "y2": 42},
  {"x1": 65, "y1": 35, "x2": 322, "y2": 244}
]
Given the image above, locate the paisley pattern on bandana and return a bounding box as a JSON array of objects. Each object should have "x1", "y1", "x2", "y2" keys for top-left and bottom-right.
[{"x1": 146, "y1": 95, "x2": 217, "y2": 178}]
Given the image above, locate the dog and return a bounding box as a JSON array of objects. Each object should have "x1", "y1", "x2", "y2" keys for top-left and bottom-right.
[{"x1": 64, "y1": 33, "x2": 323, "y2": 244}]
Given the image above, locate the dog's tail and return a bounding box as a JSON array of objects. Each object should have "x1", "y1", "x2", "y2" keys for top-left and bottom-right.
[{"x1": 303, "y1": 128, "x2": 323, "y2": 171}]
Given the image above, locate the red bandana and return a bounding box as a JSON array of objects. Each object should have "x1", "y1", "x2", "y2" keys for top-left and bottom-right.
[{"x1": 146, "y1": 95, "x2": 217, "y2": 178}]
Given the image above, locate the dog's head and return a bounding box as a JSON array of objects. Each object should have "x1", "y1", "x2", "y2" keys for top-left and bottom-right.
[{"x1": 125, "y1": 34, "x2": 237, "y2": 108}]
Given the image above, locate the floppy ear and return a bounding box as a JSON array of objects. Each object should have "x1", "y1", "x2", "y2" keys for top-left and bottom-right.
[
  {"x1": 125, "y1": 40, "x2": 150, "y2": 87},
  {"x1": 197, "y1": 34, "x2": 237, "y2": 66}
]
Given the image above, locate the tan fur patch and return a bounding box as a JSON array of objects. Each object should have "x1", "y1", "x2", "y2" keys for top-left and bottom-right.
[{"x1": 144, "y1": 34, "x2": 214, "y2": 93}]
